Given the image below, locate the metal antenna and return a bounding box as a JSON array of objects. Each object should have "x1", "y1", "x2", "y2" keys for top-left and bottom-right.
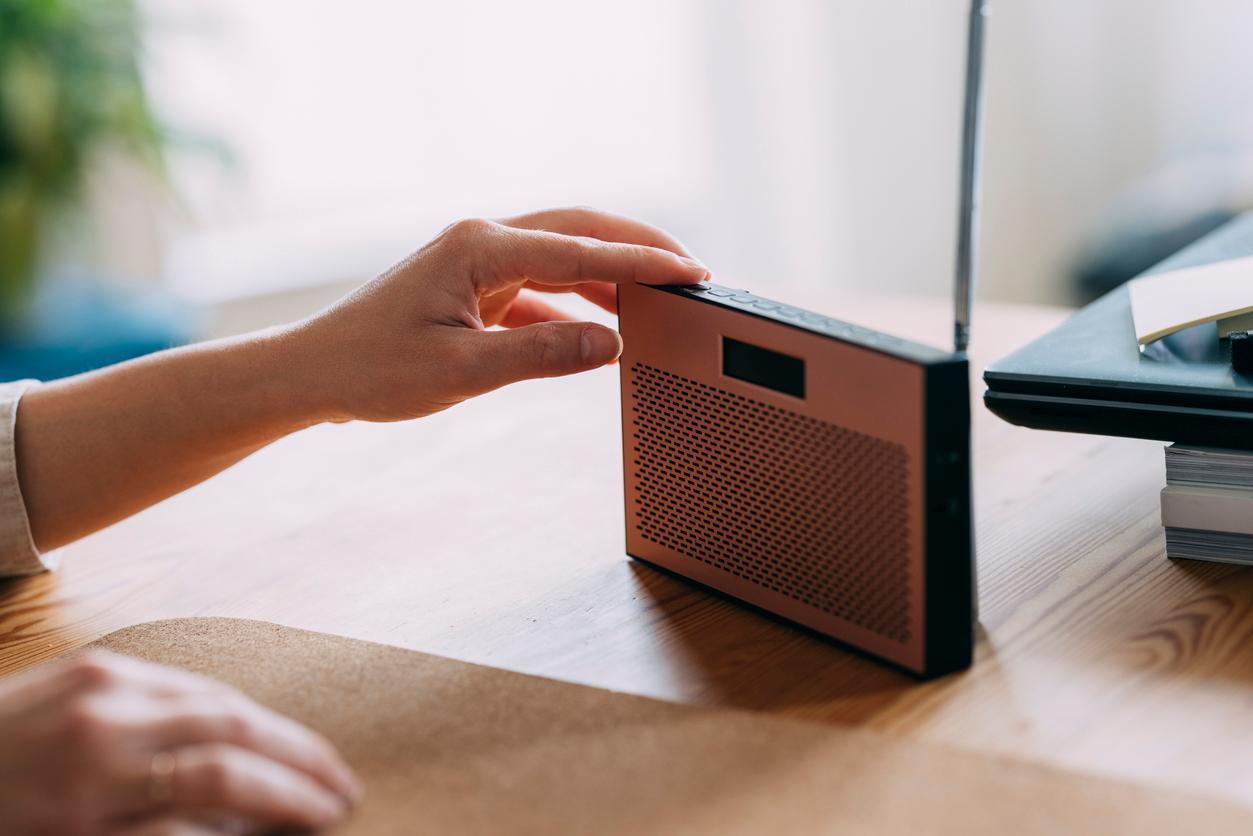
[{"x1": 953, "y1": 0, "x2": 989, "y2": 354}]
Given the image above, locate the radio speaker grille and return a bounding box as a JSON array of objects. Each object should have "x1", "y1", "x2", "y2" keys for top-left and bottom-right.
[{"x1": 629, "y1": 363, "x2": 914, "y2": 643}]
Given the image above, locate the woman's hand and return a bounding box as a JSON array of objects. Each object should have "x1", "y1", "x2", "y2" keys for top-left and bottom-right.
[
  {"x1": 0, "y1": 650, "x2": 360, "y2": 835},
  {"x1": 278, "y1": 206, "x2": 707, "y2": 423},
  {"x1": 15, "y1": 206, "x2": 704, "y2": 552}
]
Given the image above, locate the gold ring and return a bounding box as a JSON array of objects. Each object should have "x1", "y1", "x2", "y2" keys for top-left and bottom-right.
[{"x1": 149, "y1": 751, "x2": 177, "y2": 805}]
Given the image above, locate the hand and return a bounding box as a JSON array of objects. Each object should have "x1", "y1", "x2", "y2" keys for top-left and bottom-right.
[
  {"x1": 10, "y1": 207, "x2": 705, "y2": 552},
  {"x1": 0, "y1": 650, "x2": 360, "y2": 835},
  {"x1": 279, "y1": 206, "x2": 708, "y2": 423}
]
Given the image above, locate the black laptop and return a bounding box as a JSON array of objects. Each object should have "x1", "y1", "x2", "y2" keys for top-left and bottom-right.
[{"x1": 983, "y1": 211, "x2": 1253, "y2": 450}]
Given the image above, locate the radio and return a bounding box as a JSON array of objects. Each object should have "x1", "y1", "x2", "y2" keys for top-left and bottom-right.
[
  {"x1": 617, "y1": 0, "x2": 988, "y2": 677},
  {"x1": 617, "y1": 283, "x2": 973, "y2": 676}
]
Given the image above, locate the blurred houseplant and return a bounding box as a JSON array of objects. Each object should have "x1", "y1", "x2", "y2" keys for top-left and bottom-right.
[{"x1": 0, "y1": 0, "x2": 163, "y2": 325}]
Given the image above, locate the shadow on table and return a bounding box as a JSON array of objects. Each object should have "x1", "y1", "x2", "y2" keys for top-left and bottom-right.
[
  {"x1": 0, "y1": 572, "x2": 66, "y2": 654},
  {"x1": 0, "y1": 573, "x2": 48, "y2": 611},
  {"x1": 625, "y1": 560, "x2": 966, "y2": 722}
]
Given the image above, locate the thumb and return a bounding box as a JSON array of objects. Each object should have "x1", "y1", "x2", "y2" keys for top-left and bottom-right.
[{"x1": 462, "y1": 322, "x2": 623, "y2": 392}]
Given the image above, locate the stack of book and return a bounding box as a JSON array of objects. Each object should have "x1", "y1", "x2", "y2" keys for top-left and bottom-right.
[{"x1": 1162, "y1": 444, "x2": 1253, "y2": 564}]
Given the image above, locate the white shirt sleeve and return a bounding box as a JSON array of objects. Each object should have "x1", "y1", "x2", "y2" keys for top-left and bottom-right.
[{"x1": 0, "y1": 380, "x2": 56, "y2": 576}]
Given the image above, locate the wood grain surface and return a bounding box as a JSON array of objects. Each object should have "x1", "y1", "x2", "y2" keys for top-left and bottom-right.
[{"x1": 2, "y1": 290, "x2": 1250, "y2": 812}]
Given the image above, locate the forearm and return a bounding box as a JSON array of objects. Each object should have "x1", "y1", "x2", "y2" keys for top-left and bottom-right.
[{"x1": 15, "y1": 328, "x2": 320, "y2": 551}]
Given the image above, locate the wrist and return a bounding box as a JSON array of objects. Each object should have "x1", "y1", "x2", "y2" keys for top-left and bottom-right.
[
  {"x1": 229, "y1": 326, "x2": 333, "y2": 434},
  {"x1": 250, "y1": 321, "x2": 354, "y2": 428}
]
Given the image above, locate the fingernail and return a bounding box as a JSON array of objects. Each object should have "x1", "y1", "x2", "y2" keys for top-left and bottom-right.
[
  {"x1": 679, "y1": 256, "x2": 708, "y2": 274},
  {"x1": 581, "y1": 326, "x2": 623, "y2": 366}
]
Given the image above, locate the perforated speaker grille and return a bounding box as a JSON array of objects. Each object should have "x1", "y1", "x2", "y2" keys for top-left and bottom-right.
[{"x1": 629, "y1": 362, "x2": 914, "y2": 643}]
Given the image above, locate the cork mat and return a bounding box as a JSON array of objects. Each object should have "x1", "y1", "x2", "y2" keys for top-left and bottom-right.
[{"x1": 90, "y1": 618, "x2": 1250, "y2": 835}]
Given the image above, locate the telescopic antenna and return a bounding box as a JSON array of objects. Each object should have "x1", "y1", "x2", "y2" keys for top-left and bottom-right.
[{"x1": 953, "y1": 0, "x2": 989, "y2": 354}]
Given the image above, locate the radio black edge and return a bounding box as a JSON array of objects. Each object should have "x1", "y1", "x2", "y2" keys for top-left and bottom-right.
[{"x1": 923, "y1": 357, "x2": 976, "y2": 677}]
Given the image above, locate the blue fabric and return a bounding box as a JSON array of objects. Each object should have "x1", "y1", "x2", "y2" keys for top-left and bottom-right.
[{"x1": 0, "y1": 279, "x2": 201, "y2": 381}]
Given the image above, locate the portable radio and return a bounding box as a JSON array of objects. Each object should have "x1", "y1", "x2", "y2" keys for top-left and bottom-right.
[
  {"x1": 616, "y1": 0, "x2": 988, "y2": 678},
  {"x1": 617, "y1": 283, "x2": 973, "y2": 676}
]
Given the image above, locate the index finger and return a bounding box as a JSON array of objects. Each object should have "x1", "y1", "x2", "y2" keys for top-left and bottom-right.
[
  {"x1": 473, "y1": 224, "x2": 709, "y2": 296},
  {"x1": 145, "y1": 692, "x2": 361, "y2": 803},
  {"x1": 497, "y1": 206, "x2": 694, "y2": 258}
]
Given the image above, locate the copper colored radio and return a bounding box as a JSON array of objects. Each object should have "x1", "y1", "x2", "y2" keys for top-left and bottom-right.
[
  {"x1": 618, "y1": 282, "x2": 974, "y2": 677},
  {"x1": 618, "y1": 0, "x2": 988, "y2": 678}
]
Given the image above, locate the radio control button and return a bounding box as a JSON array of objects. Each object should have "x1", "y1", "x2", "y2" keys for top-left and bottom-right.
[
  {"x1": 731, "y1": 295, "x2": 754, "y2": 303},
  {"x1": 706, "y1": 288, "x2": 735, "y2": 297}
]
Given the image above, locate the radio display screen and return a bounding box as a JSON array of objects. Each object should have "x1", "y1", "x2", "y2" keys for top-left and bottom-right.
[{"x1": 722, "y1": 337, "x2": 805, "y2": 398}]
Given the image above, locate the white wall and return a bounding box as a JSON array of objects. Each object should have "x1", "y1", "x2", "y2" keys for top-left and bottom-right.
[
  {"x1": 119, "y1": 0, "x2": 1253, "y2": 311},
  {"x1": 983, "y1": 0, "x2": 1253, "y2": 305}
]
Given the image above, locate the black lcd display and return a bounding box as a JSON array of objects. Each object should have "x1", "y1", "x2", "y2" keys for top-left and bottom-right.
[{"x1": 722, "y1": 337, "x2": 805, "y2": 398}]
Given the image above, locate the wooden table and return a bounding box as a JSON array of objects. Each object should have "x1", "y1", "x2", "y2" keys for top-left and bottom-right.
[{"x1": 2, "y1": 292, "x2": 1251, "y2": 810}]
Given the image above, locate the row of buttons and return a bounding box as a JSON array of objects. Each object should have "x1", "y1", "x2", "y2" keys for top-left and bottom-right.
[{"x1": 680, "y1": 283, "x2": 901, "y2": 349}]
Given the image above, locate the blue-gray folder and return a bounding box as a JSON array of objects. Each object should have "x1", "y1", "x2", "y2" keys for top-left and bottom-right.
[{"x1": 984, "y1": 211, "x2": 1253, "y2": 450}]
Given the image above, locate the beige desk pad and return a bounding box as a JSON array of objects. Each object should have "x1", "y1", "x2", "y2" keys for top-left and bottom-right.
[{"x1": 90, "y1": 618, "x2": 1251, "y2": 835}]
